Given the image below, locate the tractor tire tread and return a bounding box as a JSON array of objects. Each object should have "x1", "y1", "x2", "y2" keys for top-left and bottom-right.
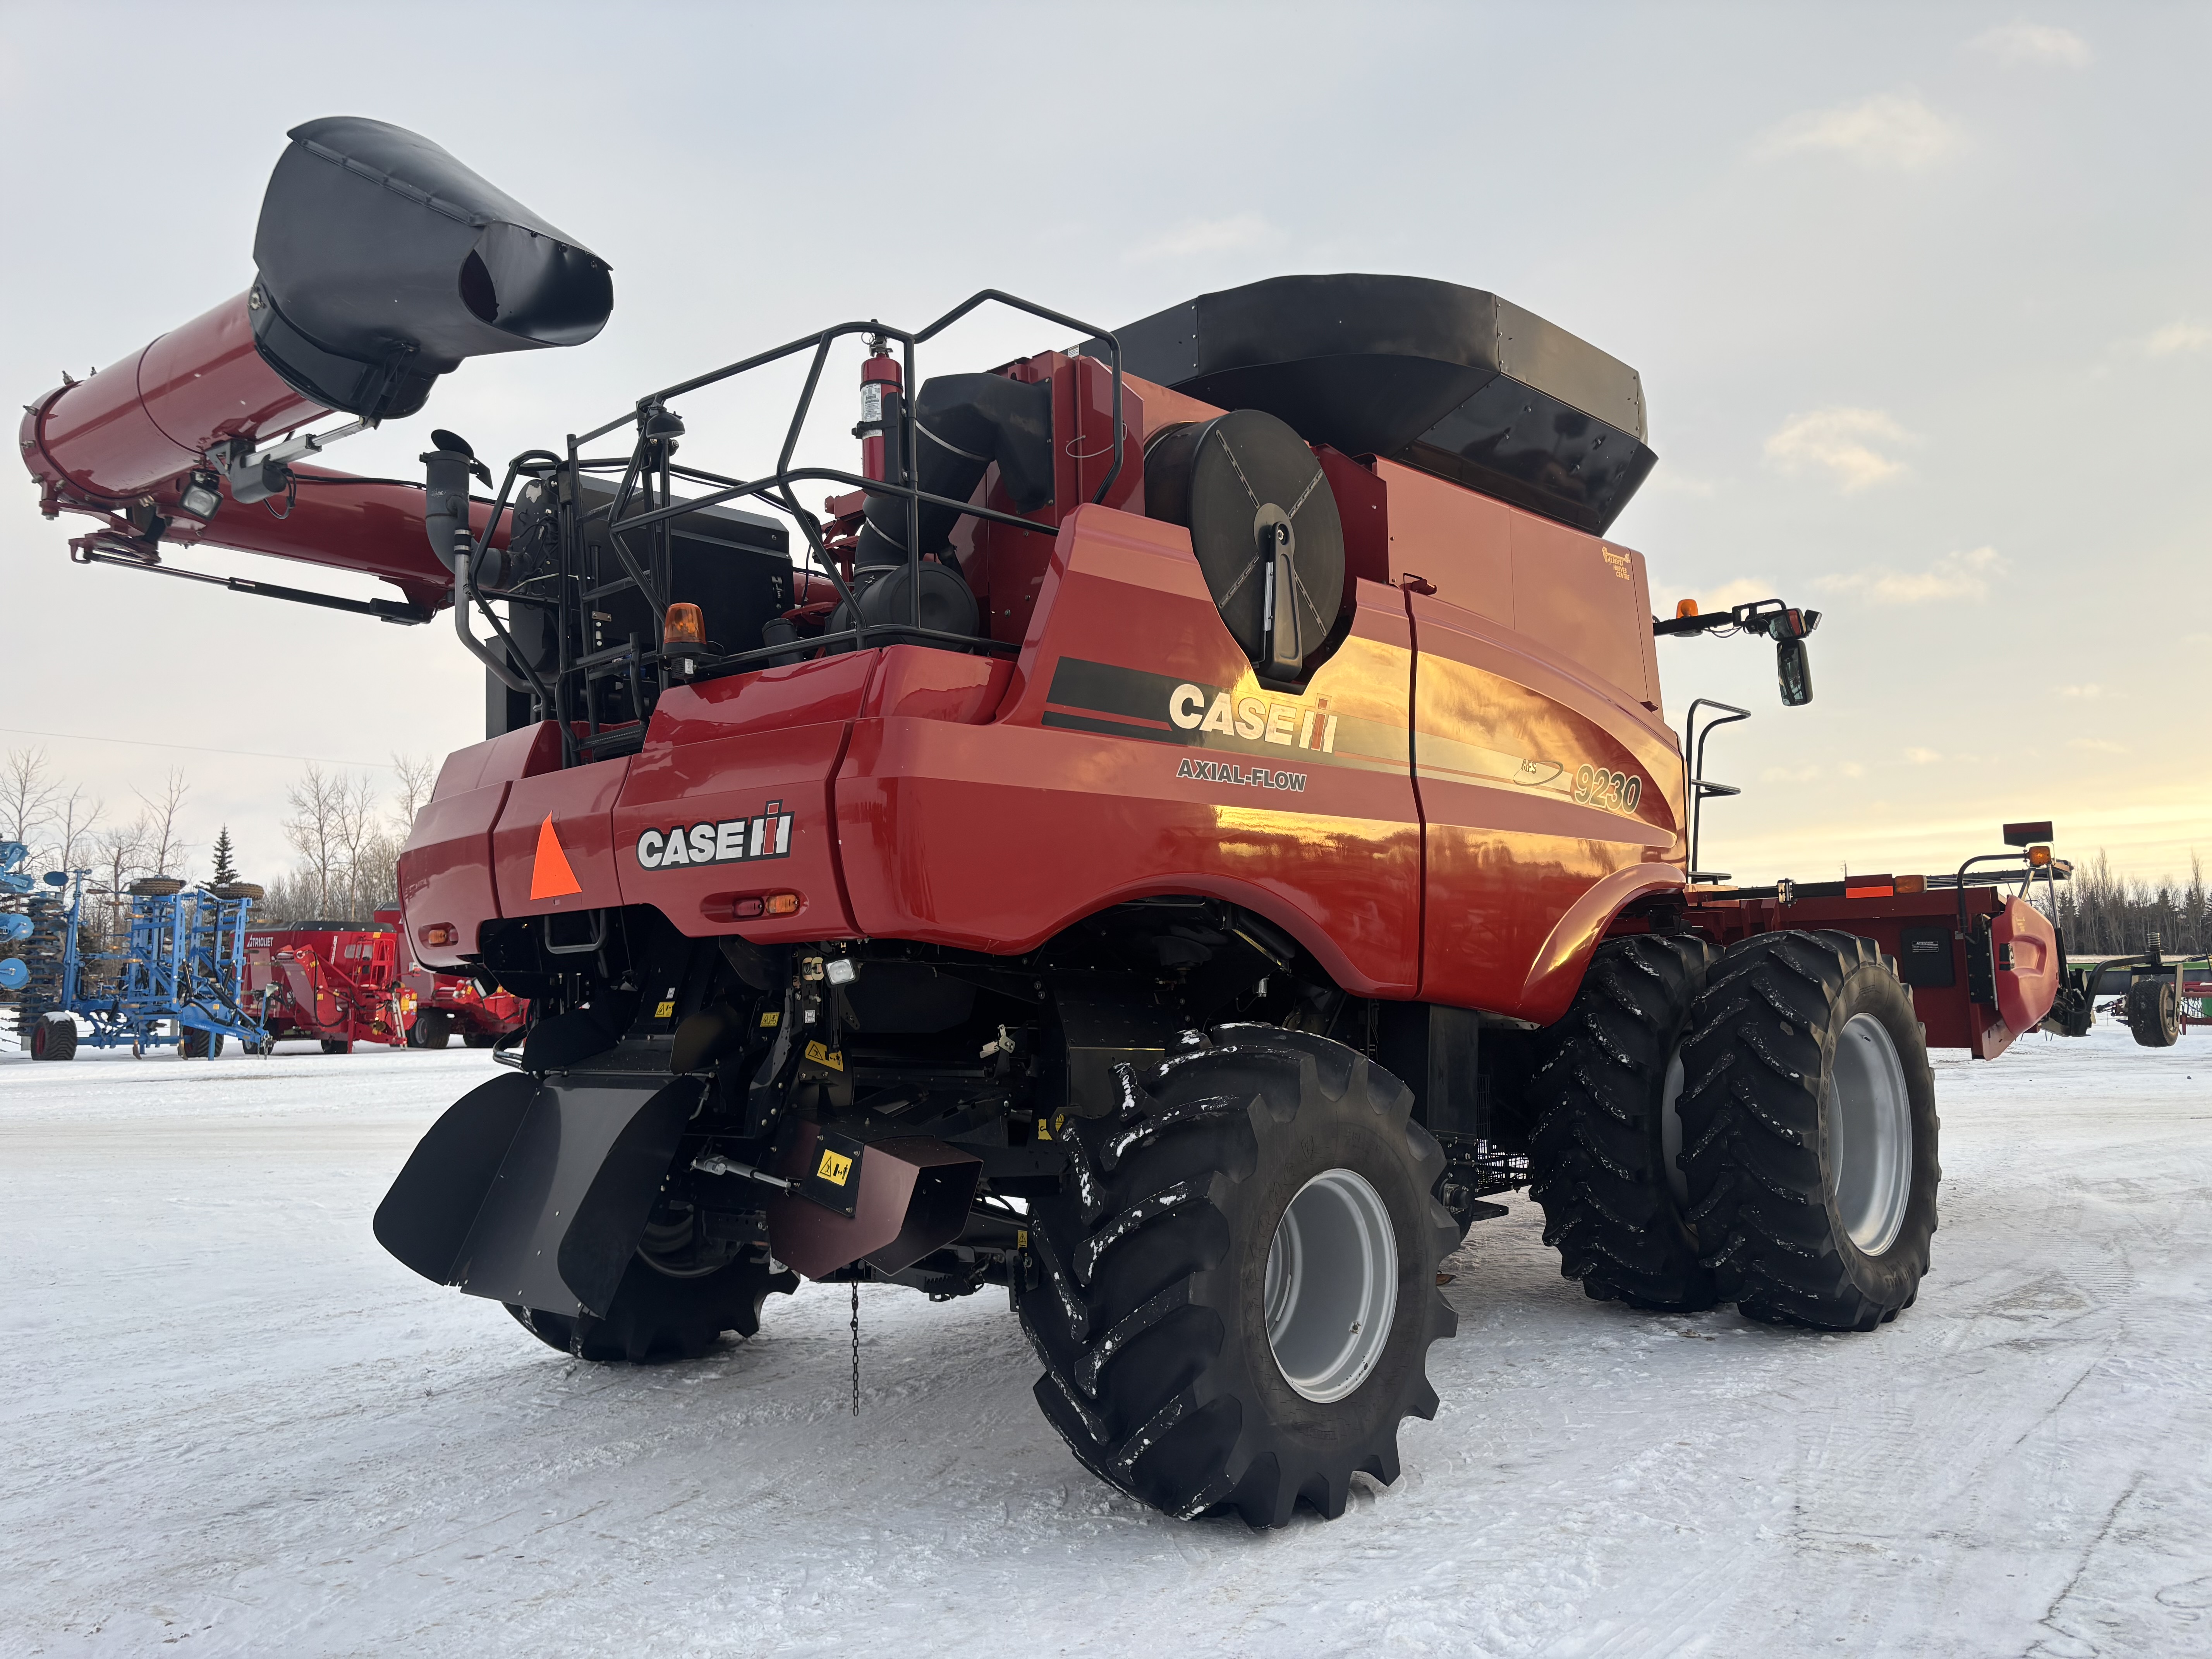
[{"x1": 1525, "y1": 933, "x2": 1722, "y2": 1312}]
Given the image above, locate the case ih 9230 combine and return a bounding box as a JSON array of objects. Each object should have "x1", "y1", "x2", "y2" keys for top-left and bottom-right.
[{"x1": 22, "y1": 118, "x2": 2162, "y2": 1526}]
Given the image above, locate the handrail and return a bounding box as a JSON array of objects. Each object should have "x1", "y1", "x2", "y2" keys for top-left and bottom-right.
[{"x1": 1682, "y1": 698, "x2": 1751, "y2": 881}]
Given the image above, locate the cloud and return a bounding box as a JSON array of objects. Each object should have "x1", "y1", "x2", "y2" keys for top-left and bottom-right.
[
  {"x1": 1648, "y1": 469, "x2": 1719, "y2": 499},
  {"x1": 2145, "y1": 322, "x2": 2212, "y2": 357},
  {"x1": 1905, "y1": 747, "x2": 1943, "y2": 764},
  {"x1": 1124, "y1": 212, "x2": 1276, "y2": 263},
  {"x1": 1762, "y1": 764, "x2": 1824, "y2": 783},
  {"x1": 1764, "y1": 407, "x2": 1914, "y2": 490},
  {"x1": 1970, "y1": 22, "x2": 2092, "y2": 68},
  {"x1": 1758, "y1": 92, "x2": 1962, "y2": 171},
  {"x1": 1820, "y1": 546, "x2": 2006, "y2": 606},
  {"x1": 2058, "y1": 683, "x2": 2118, "y2": 701},
  {"x1": 1839, "y1": 762, "x2": 1866, "y2": 779},
  {"x1": 2069, "y1": 737, "x2": 2129, "y2": 754}
]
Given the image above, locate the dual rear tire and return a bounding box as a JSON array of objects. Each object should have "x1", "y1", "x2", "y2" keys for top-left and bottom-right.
[{"x1": 1528, "y1": 930, "x2": 1939, "y2": 1331}]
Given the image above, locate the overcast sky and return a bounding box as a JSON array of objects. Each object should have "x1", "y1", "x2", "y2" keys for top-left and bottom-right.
[{"x1": 2, "y1": 2, "x2": 2205, "y2": 891}]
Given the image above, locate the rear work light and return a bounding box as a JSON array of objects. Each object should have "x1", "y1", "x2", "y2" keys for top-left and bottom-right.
[{"x1": 418, "y1": 923, "x2": 459, "y2": 947}]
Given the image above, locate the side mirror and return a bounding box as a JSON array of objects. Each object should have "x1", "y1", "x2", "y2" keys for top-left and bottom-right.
[{"x1": 1776, "y1": 637, "x2": 1814, "y2": 706}]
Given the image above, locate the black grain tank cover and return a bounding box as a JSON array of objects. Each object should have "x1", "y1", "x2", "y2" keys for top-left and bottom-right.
[
  {"x1": 1087, "y1": 274, "x2": 1655, "y2": 536},
  {"x1": 251, "y1": 117, "x2": 613, "y2": 421}
]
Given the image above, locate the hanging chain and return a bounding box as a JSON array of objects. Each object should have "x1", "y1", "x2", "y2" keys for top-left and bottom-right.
[{"x1": 850, "y1": 1281, "x2": 860, "y2": 1415}]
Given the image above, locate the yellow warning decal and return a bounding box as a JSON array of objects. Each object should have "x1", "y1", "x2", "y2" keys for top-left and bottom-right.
[
  {"x1": 1035, "y1": 1119, "x2": 1054, "y2": 1141},
  {"x1": 804, "y1": 1040, "x2": 845, "y2": 1071},
  {"x1": 816, "y1": 1147, "x2": 854, "y2": 1186},
  {"x1": 1017, "y1": 1229, "x2": 1029, "y2": 1249},
  {"x1": 654, "y1": 1000, "x2": 675, "y2": 1019},
  {"x1": 760, "y1": 1010, "x2": 781, "y2": 1028}
]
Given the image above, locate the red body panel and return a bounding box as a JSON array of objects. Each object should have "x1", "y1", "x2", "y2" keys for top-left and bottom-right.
[
  {"x1": 1408, "y1": 589, "x2": 1683, "y2": 1021},
  {"x1": 841, "y1": 508, "x2": 1424, "y2": 991},
  {"x1": 401, "y1": 723, "x2": 565, "y2": 967},
  {"x1": 1990, "y1": 896, "x2": 2061, "y2": 1047},
  {"x1": 494, "y1": 757, "x2": 632, "y2": 917},
  {"x1": 399, "y1": 486, "x2": 1690, "y2": 1022}
]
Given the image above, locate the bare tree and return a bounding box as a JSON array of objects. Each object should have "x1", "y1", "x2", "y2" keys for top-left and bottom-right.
[
  {"x1": 284, "y1": 764, "x2": 350, "y2": 919},
  {"x1": 135, "y1": 769, "x2": 190, "y2": 878},
  {"x1": 332, "y1": 773, "x2": 381, "y2": 921},
  {"x1": 391, "y1": 752, "x2": 437, "y2": 831},
  {"x1": 88, "y1": 815, "x2": 151, "y2": 965},
  {"x1": 52, "y1": 784, "x2": 102, "y2": 874},
  {"x1": 0, "y1": 747, "x2": 60, "y2": 860}
]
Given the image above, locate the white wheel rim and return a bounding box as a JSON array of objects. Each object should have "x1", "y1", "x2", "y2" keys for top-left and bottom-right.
[
  {"x1": 1263, "y1": 1168, "x2": 1398, "y2": 1403},
  {"x1": 1823, "y1": 1013, "x2": 1913, "y2": 1255}
]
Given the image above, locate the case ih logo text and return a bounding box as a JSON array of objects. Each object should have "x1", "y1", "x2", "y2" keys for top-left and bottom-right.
[
  {"x1": 636, "y1": 803, "x2": 793, "y2": 871},
  {"x1": 1168, "y1": 684, "x2": 1338, "y2": 752}
]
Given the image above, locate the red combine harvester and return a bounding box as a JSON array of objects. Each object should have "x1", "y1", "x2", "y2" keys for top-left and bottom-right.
[
  {"x1": 24, "y1": 117, "x2": 2126, "y2": 1527},
  {"x1": 244, "y1": 914, "x2": 524, "y2": 1052}
]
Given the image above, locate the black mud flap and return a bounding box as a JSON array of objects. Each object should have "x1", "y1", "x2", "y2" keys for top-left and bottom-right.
[{"x1": 372, "y1": 1068, "x2": 701, "y2": 1318}]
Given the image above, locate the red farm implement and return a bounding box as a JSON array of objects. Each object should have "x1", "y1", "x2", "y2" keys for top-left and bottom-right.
[
  {"x1": 243, "y1": 922, "x2": 403, "y2": 1053},
  {"x1": 244, "y1": 913, "x2": 524, "y2": 1053},
  {"x1": 24, "y1": 115, "x2": 2147, "y2": 1527}
]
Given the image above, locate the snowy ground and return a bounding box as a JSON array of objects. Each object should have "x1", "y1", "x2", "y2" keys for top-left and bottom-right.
[{"x1": 1, "y1": 1024, "x2": 2207, "y2": 1658}]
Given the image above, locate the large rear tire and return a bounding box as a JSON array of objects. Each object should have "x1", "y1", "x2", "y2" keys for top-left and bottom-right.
[
  {"x1": 1678, "y1": 931, "x2": 1939, "y2": 1331},
  {"x1": 1019, "y1": 1026, "x2": 1457, "y2": 1526},
  {"x1": 2126, "y1": 976, "x2": 2181, "y2": 1048},
  {"x1": 506, "y1": 1250, "x2": 798, "y2": 1363},
  {"x1": 1527, "y1": 934, "x2": 1722, "y2": 1311}
]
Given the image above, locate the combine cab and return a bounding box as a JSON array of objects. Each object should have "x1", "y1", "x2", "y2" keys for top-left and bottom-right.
[{"x1": 23, "y1": 117, "x2": 2119, "y2": 1525}]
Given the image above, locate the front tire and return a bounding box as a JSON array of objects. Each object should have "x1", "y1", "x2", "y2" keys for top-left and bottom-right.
[
  {"x1": 1019, "y1": 1027, "x2": 1458, "y2": 1527},
  {"x1": 1678, "y1": 931, "x2": 1939, "y2": 1330},
  {"x1": 1527, "y1": 934, "x2": 1722, "y2": 1311}
]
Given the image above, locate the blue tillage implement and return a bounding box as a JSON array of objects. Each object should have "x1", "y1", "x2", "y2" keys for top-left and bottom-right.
[{"x1": 11, "y1": 868, "x2": 270, "y2": 1059}]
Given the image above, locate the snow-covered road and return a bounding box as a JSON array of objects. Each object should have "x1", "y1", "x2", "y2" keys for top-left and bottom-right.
[{"x1": 2, "y1": 1025, "x2": 2207, "y2": 1657}]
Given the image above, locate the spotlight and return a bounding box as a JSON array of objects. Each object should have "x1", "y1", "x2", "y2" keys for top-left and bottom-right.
[{"x1": 178, "y1": 469, "x2": 223, "y2": 522}]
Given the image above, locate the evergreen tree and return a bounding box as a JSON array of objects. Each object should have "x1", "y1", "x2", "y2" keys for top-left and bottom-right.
[{"x1": 211, "y1": 825, "x2": 238, "y2": 886}]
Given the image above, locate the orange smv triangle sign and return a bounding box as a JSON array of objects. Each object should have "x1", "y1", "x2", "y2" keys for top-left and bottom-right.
[{"x1": 530, "y1": 815, "x2": 584, "y2": 900}]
